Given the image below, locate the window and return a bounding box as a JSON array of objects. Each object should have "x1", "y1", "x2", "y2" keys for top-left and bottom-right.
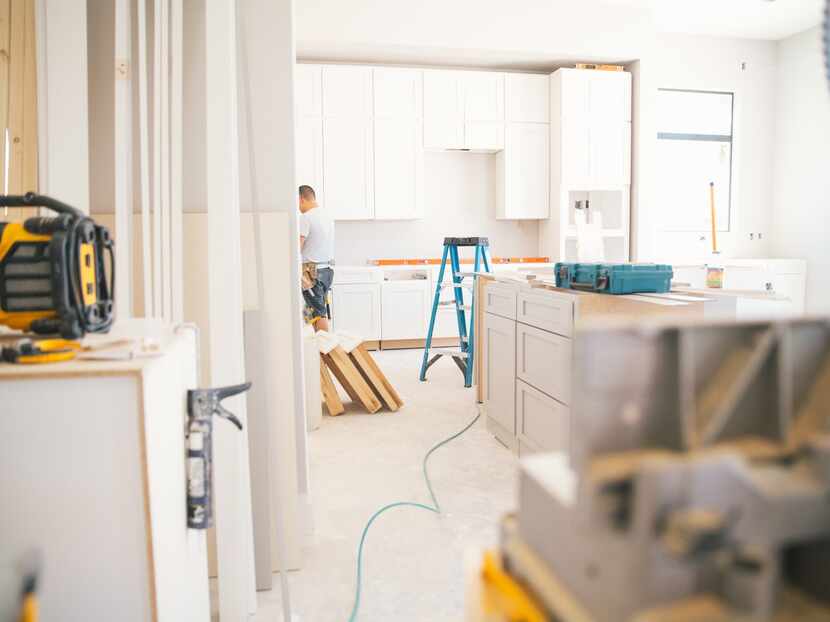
[{"x1": 656, "y1": 89, "x2": 734, "y2": 232}]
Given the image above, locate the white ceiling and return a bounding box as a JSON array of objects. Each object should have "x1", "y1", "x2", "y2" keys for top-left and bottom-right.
[{"x1": 632, "y1": 0, "x2": 824, "y2": 40}]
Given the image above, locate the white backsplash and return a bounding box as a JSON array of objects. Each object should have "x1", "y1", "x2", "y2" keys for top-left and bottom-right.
[{"x1": 334, "y1": 151, "x2": 540, "y2": 265}]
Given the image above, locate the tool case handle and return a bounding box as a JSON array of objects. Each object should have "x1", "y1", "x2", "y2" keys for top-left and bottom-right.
[{"x1": 0, "y1": 192, "x2": 85, "y2": 218}]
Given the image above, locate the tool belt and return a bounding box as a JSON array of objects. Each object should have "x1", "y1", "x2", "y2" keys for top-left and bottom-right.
[{"x1": 301, "y1": 262, "x2": 318, "y2": 291}]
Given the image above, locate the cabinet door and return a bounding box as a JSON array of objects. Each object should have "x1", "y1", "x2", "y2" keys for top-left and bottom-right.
[
  {"x1": 323, "y1": 118, "x2": 373, "y2": 220},
  {"x1": 373, "y1": 118, "x2": 423, "y2": 219},
  {"x1": 464, "y1": 72, "x2": 505, "y2": 122},
  {"x1": 295, "y1": 116, "x2": 324, "y2": 204},
  {"x1": 506, "y1": 73, "x2": 548, "y2": 123},
  {"x1": 516, "y1": 379, "x2": 569, "y2": 453},
  {"x1": 322, "y1": 65, "x2": 371, "y2": 118},
  {"x1": 373, "y1": 67, "x2": 422, "y2": 118},
  {"x1": 588, "y1": 71, "x2": 631, "y2": 122},
  {"x1": 558, "y1": 69, "x2": 590, "y2": 119},
  {"x1": 504, "y1": 123, "x2": 549, "y2": 218},
  {"x1": 516, "y1": 322, "x2": 571, "y2": 405},
  {"x1": 423, "y1": 70, "x2": 464, "y2": 149},
  {"x1": 295, "y1": 64, "x2": 322, "y2": 117},
  {"x1": 484, "y1": 312, "x2": 516, "y2": 435},
  {"x1": 332, "y1": 284, "x2": 381, "y2": 341},
  {"x1": 589, "y1": 121, "x2": 630, "y2": 188},
  {"x1": 381, "y1": 281, "x2": 430, "y2": 340},
  {"x1": 560, "y1": 117, "x2": 591, "y2": 188},
  {"x1": 465, "y1": 121, "x2": 504, "y2": 151}
]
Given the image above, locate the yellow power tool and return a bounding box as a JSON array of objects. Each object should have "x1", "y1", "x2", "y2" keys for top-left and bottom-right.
[{"x1": 0, "y1": 193, "x2": 114, "y2": 340}]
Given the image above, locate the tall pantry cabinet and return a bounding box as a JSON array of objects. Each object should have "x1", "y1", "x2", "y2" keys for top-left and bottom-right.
[{"x1": 541, "y1": 68, "x2": 632, "y2": 263}]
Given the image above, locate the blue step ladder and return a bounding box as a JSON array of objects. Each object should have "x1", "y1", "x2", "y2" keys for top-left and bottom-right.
[{"x1": 419, "y1": 237, "x2": 491, "y2": 388}]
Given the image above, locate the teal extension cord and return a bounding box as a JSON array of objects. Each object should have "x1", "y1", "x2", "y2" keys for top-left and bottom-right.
[{"x1": 347, "y1": 410, "x2": 482, "y2": 622}]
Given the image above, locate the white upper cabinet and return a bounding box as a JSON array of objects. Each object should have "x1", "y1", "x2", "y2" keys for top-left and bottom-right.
[
  {"x1": 373, "y1": 68, "x2": 424, "y2": 220},
  {"x1": 295, "y1": 116, "x2": 325, "y2": 203},
  {"x1": 373, "y1": 67, "x2": 422, "y2": 118},
  {"x1": 506, "y1": 74, "x2": 549, "y2": 123},
  {"x1": 323, "y1": 117, "x2": 374, "y2": 220},
  {"x1": 464, "y1": 72, "x2": 504, "y2": 121},
  {"x1": 321, "y1": 66, "x2": 374, "y2": 220},
  {"x1": 423, "y1": 70, "x2": 506, "y2": 151},
  {"x1": 423, "y1": 70, "x2": 465, "y2": 150},
  {"x1": 464, "y1": 72, "x2": 505, "y2": 150},
  {"x1": 295, "y1": 64, "x2": 322, "y2": 117},
  {"x1": 551, "y1": 69, "x2": 632, "y2": 188},
  {"x1": 497, "y1": 123, "x2": 549, "y2": 219},
  {"x1": 374, "y1": 117, "x2": 423, "y2": 220},
  {"x1": 554, "y1": 68, "x2": 630, "y2": 122},
  {"x1": 322, "y1": 65, "x2": 372, "y2": 118}
]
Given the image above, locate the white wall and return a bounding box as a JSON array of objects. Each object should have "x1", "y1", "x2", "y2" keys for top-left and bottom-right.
[
  {"x1": 334, "y1": 152, "x2": 540, "y2": 265},
  {"x1": 772, "y1": 26, "x2": 830, "y2": 314},
  {"x1": 639, "y1": 33, "x2": 778, "y2": 262},
  {"x1": 295, "y1": 0, "x2": 651, "y2": 69}
]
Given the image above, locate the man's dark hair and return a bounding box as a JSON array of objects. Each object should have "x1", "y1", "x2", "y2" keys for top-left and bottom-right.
[{"x1": 299, "y1": 185, "x2": 316, "y2": 200}]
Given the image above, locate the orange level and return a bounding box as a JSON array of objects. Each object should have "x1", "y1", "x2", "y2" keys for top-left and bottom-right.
[{"x1": 368, "y1": 256, "x2": 550, "y2": 266}]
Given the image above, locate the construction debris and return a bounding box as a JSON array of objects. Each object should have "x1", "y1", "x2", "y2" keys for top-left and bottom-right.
[{"x1": 316, "y1": 331, "x2": 402, "y2": 415}]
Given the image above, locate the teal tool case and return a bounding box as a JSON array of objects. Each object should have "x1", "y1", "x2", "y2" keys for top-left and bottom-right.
[{"x1": 554, "y1": 262, "x2": 674, "y2": 294}]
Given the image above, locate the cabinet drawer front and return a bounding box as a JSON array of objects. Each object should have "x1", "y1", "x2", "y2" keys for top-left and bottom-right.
[
  {"x1": 483, "y1": 283, "x2": 517, "y2": 319},
  {"x1": 333, "y1": 268, "x2": 382, "y2": 285},
  {"x1": 516, "y1": 379, "x2": 569, "y2": 453},
  {"x1": 516, "y1": 323, "x2": 571, "y2": 404},
  {"x1": 484, "y1": 312, "x2": 517, "y2": 435},
  {"x1": 517, "y1": 291, "x2": 573, "y2": 337}
]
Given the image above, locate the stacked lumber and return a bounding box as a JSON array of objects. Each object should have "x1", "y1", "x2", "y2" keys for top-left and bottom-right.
[{"x1": 316, "y1": 331, "x2": 403, "y2": 416}]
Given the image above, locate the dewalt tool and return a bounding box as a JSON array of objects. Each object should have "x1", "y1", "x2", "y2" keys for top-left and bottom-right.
[
  {"x1": 1, "y1": 338, "x2": 81, "y2": 364},
  {"x1": 0, "y1": 193, "x2": 114, "y2": 339}
]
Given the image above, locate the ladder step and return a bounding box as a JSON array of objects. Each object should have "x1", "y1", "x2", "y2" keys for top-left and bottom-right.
[
  {"x1": 438, "y1": 305, "x2": 472, "y2": 311},
  {"x1": 440, "y1": 282, "x2": 474, "y2": 291},
  {"x1": 453, "y1": 271, "x2": 478, "y2": 279},
  {"x1": 429, "y1": 347, "x2": 468, "y2": 359}
]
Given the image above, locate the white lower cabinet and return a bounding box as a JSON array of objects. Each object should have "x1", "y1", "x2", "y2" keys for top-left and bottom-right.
[
  {"x1": 516, "y1": 322, "x2": 572, "y2": 405},
  {"x1": 484, "y1": 312, "x2": 517, "y2": 448},
  {"x1": 381, "y1": 280, "x2": 431, "y2": 340},
  {"x1": 516, "y1": 379, "x2": 569, "y2": 453},
  {"x1": 332, "y1": 283, "x2": 382, "y2": 341}
]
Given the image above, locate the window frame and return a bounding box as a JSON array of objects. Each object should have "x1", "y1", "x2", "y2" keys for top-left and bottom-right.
[{"x1": 657, "y1": 88, "x2": 735, "y2": 233}]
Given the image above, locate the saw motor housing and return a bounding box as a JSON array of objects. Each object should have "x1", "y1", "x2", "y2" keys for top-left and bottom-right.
[{"x1": 0, "y1": 193, "x2": 114, "y2": 340}]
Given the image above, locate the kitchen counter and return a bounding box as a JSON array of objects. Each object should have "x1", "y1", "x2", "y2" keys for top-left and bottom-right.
[{"x1": 475, "y1": 273, "x2": 709, "y2": 454}]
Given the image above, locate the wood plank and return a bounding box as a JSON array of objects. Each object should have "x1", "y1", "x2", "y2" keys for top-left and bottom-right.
[
  {"x1": 0, "y1": 0, "x2": 10, "y2": 195},
  {"x1": 320, "y1": 360, "x2": 344, "y2": 416},
  {"x1": 7, "y1": 0, "x2": 24, "y2": 193},
  {"x1": 21, "y1": 0, "x2": 37, "y2": 192},
  {"x1": 323, "y1": 346, "x2": 382, "y2": 413},
  {"x1": 322, "y1": 352, "x2": 361, "y2": 403},
  {"x1": 350, "y1": 345, "x2": 401, "y2": 411}
]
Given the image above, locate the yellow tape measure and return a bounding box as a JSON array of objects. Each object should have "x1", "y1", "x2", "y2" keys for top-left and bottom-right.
[{"x1": 1, "y1": 338, "x2": 81, "y2": 364}]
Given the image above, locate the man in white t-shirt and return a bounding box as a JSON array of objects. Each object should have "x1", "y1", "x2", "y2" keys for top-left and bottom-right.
[{"x1": 298, "y1": 185, "x2": 335, "y2": 331}]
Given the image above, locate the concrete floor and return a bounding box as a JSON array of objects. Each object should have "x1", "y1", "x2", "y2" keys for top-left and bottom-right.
[{"x1": 254, "y1": 348, "x2": 517, "y2": 621}]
